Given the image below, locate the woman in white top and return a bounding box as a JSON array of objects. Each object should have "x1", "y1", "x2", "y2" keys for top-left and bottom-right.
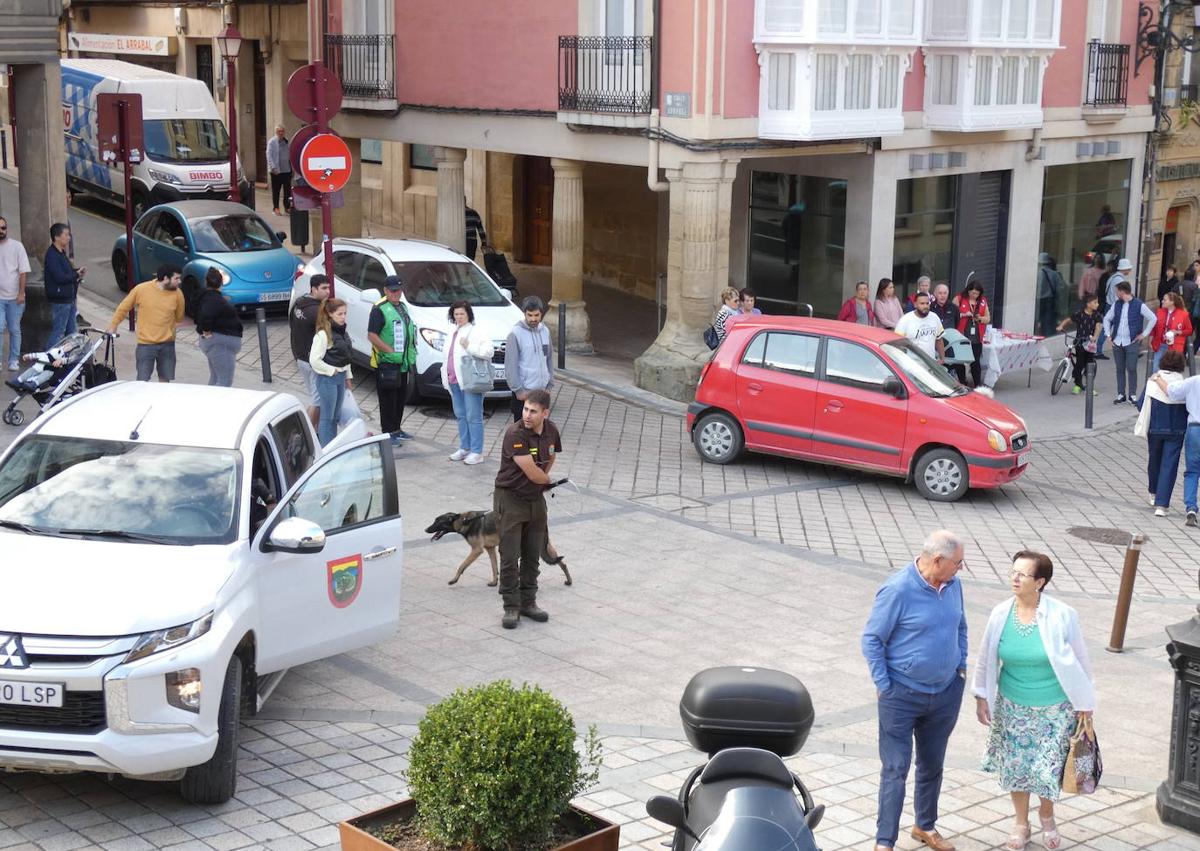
[
  {"x1": 308, "y1": 298, "x2": 353, "y2": 447},
  {"x1": 972, "y1": 551, "x2": 1095, "y2": 851},
  {"x1": 440, "y1": 299, "x2": 495, "y2": 465}
]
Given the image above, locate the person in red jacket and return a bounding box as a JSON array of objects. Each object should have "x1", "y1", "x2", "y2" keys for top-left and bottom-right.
[
  {"x1": 1151, "y1": 291, "x2": 1193, "y2": 373},
  {"x1": 838, "y1": 281, "x2": 876, "y2": 326},
  {"x1": 953, "y1": 281, "x2": 991, "y2": 387}
]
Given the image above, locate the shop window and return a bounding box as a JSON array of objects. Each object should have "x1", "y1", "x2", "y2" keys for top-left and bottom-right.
[
  {"x1": 747, "y1": 171, "x2": 847, "y2": 319},
  {"x1": 410, "y1": 144, "x2": 437, "y2": 170},
  {"x1": 362, "y1": 139, "x2": 383, "y2": 164},
  {"x1": 1039, "y1": 160, "x2": 1131, "y2": 311},
  {"x1": 893, "y1": 175, "x2": 958, "y2": 292}
]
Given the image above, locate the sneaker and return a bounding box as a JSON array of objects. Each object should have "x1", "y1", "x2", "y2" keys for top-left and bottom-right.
[
  {"x1": 501, "y1": 608, "x2": 520, "y2": 629},
  {"x1": 272, "y1": 207, "x2": 281, "y2": 216},
  {"x1": 520, "y1": 604, "x2": 549, "y2": 622},
  {"x1": 390, "y1": 435, "x2": 405, "y2": 448},
  {"x1": 1071, "y1": 385, "x2": 1082, "y2": 395},
  {"x1": 6, "y1": 360, "x2": 16, "y2": 372},
  {"x1": 1188, "y1": 510, "x2": 1198, "y2": 528},
  {"x1": 1130, "y1": 397, "x2": 1140, "y2": 407},
  {"x1": 1113, "y1": 395, "x2": 1126, "y2": 404},
  {"x1": 463, "y1": 452, "x2": 484, "y2": 465},
  {"x1": 448, "y1": 448, "x2": 468, "y2": 461},
  {"x1": 1155, "y1": 507, "x2": 1168, "y2": 517},
  {"x1": 396, "y1": 430, "x2": 416, "y2": 441}
]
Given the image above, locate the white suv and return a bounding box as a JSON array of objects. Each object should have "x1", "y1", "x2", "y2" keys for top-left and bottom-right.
[
  {"x1": 0, "y1": 381, "x2": 403, "y2": 803},
  {"x1": 291, "y1": 238, "x2": 524, "y2": 400}
]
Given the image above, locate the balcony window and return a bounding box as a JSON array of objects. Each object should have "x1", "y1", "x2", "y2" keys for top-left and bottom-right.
[
  {"x1": 923, "y1": 48, "x2": 1046, "y2": 129},
  {"x1": 558, "y1": 36, "x2": 654, "y2": 114},
  {"x1": 1083, "y1": 41, "x2": 1129, "y2": 109},
  {"x1": 764, "y1": 0, "x2": 806, "y2": 33},
  {"x1": 323, "y1": 35, "x2": 396, "y2": 102},
  {"x1": 931, "y1": 54, "x2": 958, "y2": 105},
  {"x1": 769, "y1": 53, "x2": 797, "y2": 109},
  {"x1": 820, "y1": 0, "x2": 848, "y2": 33},
  {"x1": 857, "y1": 0, "x2": 882, "y2": 34},
  {"x1": 924, "y1": 0, "x2": 1059, "y2": 45},
  {"x1": 815, "y1": 54, "x2": 839, "y2": 109},
  {"x1": 759, "y1": 0, "x2": 918, "y2": 41},
  {"x1": 997, "y1": 56, "x2": 1020, "y2": 104},
  {"x1": 927, "y1": 0, "x2": 970, "y2": 39}
]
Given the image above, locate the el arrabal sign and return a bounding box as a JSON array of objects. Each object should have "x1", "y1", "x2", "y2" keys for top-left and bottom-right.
[{"x1": 1158, "y1": 161, "x2": 1200, "y2": 182}]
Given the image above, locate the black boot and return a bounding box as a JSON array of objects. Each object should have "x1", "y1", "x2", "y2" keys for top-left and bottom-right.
[
  {"x1": 502, "y1": 608, "x2": 520, "y2": 629},
  {"x1": 520, "y1": 603, "x2": 549, "y2": 622}
]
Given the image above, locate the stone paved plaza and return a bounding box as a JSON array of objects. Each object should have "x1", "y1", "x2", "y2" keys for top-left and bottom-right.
[{"x1": 0, "y1": 294, "x2": 1197, "y2": 850}]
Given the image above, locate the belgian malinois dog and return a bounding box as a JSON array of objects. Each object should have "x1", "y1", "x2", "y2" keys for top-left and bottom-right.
[{"x1": 425, "y1": 511, "x2": 572, "y2": 587}]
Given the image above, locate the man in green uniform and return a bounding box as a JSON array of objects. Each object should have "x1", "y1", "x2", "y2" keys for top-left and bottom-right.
[
  {"x1": 493, "y1": 388, "x2": 562, "y2": 629},
  {"x1": 366, "y1": 276, "x2": 418, "y2": 445}
]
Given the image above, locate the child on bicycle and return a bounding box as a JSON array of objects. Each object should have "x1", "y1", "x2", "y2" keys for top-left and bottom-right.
[{"x1": 1056, "y1": 293, "x2": 1101, "y2": 395}]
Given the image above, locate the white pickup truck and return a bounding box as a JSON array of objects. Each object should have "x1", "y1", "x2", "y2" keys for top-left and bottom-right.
[{"x1": 0, "y1": 381, "x2": 403, "y2": 803}]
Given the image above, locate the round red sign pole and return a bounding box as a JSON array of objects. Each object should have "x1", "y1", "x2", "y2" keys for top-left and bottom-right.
[{"x1": 313, "y1": 62, "x2": 335, "y2": 297}]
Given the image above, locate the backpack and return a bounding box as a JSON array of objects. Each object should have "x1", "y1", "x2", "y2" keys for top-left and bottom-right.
[{"x1": 703, "y1": 325, "x2": 720, "y2": 350}]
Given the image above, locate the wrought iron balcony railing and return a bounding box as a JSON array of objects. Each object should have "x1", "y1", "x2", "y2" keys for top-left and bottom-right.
[
  {"x1": 1084, "y1": 41, "x2": 1129, "y2": 108},
  {"x1": 558, "y1": 35, "x2": 654, "y2": 114},
  {"x1": 324, "y1": 34, "x2": 395, "y2": 101}
]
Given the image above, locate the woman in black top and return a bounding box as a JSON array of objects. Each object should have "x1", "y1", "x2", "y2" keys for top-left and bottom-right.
[
  {"x1": 195, "y1": 267, "x2": 244, "y2": 387},
  {"x1": 1056, "y1": 292, "x2": 1100, "y2": 395}
]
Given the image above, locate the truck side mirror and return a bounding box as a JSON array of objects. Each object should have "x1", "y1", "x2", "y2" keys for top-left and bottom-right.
[{"x1": 264, "y1": 516, "x2": 325, "y2": 554}]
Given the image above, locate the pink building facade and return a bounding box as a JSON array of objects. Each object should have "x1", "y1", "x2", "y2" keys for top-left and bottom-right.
[{"x1": 322, "y1": 0, "x2": 1152, "y2": 400}]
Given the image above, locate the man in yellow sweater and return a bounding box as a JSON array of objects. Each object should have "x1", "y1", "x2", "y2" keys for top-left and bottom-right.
[{"x1": 107, "y1": 264, "x2": 186, "y2": 382}]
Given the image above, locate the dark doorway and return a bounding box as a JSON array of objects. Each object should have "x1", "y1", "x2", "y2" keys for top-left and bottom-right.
[
  {"x1": 950, "y1": 170, "x2": 1011, "y2": 327},
  {"x1": 521, "y1": 156, "x2": 553, "y2": 266},
  {"x1": 196, "y1": 44, "x2": 214, "y2": 95},
  {"x1": 252, "y1": 42, "x2": 267, "y2": 183}
]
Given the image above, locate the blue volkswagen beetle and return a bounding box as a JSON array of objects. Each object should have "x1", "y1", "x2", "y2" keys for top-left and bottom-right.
[{"x1": 111, "y1": 200, "x2": 301, "y2": 314}]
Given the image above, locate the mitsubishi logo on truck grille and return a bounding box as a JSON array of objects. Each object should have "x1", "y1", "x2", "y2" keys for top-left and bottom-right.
[{"x1": 0, "y1": 635, "x2": 27, "y2": 669}]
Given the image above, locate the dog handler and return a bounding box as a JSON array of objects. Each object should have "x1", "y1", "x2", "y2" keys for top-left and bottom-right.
[{"x1": 494, "y1": 388, "x2": 561, "y2": 629}]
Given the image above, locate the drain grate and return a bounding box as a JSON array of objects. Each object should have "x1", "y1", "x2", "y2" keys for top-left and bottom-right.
[{"x1": 1067, "y1": 526, "x2": 1135, "y2": 546}]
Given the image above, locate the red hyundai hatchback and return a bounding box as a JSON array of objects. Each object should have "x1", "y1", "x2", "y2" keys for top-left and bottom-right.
[{"x1": 688, "y1": 317, "x2": 1030, "y2": 501}]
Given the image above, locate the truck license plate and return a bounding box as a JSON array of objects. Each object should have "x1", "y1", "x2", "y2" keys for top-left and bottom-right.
[
  {"x1": 258, "y1": 291, "x2": 291, "y2": 302},
  {"x1": 0, "y1": 679, "x2": 64, "y2": 708}
]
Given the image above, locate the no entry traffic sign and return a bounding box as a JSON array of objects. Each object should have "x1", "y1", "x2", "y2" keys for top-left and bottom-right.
[{"x1": 300, "y1": 133, "x2": 353, "y2": 194}]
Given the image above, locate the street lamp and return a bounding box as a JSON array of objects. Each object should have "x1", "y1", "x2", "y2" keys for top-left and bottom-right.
[{"x1": 216, "y1": 24, "x2": 243, "y2": 203}]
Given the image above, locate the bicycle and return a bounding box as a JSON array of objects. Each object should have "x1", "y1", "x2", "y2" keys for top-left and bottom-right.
[{"x1": 1050, "y1": 333, "x2": 1076, "y2": 396}]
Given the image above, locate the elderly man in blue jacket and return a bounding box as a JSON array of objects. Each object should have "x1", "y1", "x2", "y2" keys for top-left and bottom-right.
[
  {"x1": 862, "y1": 529, "x2": 969, "y2": 851},
  {"x1": 43, "y1": 222, "x2": 84, "y2": 347}
]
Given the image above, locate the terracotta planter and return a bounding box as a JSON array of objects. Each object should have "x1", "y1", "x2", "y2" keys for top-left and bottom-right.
[{"x1": 339, "y1": 797, "x2": 620, "y2": 851}]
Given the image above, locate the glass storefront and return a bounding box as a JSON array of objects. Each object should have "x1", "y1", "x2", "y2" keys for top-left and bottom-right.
[
  {"x1": 892, "y1": 175, "x2": 958, "y2": 299},
  {"x1": 747, "y1": 172, "x2": 847, "y2": 318},
  {"x1": 1040, "y1": 160, "x2": 1131, "y2": 311}
]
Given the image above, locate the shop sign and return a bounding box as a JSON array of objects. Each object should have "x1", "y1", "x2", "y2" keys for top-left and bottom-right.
[
  {"x1": 67, "y1": 32, "x2": 170, "y2": 57},
  {"x1": 1157, "y1": 161, "x2": 1200, "y2": 182}
]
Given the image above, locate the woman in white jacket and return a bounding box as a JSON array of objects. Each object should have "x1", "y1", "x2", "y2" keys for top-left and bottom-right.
[
  {"x1": 972, "y1": 551, "x2": 1095, "y2": 851},
  {"x1": 440, "y1": 300, "x2": 495, "y2": 465}
]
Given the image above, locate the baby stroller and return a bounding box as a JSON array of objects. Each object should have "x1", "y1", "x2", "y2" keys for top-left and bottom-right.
[
  {"x1": 482, "y1": 246, "x2": 520, "y2": 300},
  {"x1": 3, "y1": 329, "x2": 118, "y2": 426}
]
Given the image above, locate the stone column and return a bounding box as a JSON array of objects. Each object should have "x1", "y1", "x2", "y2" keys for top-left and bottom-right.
[
  {"x1": 13, "y1": 62, "x2": 68, "y2": 353},
  {"x1": 634, "y1": 160, "x2": 736, "y2": 402},
  {"x1": 435, "y1": 146, "x2": 467, "y2": 254},
  {"x1": 548, "y1": 157, "x2": 592, "y2": 353}
]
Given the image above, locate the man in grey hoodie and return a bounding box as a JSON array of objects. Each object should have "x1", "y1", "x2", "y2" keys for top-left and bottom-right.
[{"x1": 504, "y1": 295, "x2": 554, "y2": 422}]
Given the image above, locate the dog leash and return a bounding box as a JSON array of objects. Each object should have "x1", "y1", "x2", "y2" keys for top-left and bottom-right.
[{"x1": 546, "y1": 477, "x2": 583, "y2": 518}]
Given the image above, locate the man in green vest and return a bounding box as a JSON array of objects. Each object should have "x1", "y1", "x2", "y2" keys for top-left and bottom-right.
[{"x1": 367, "y1": 276, "x2": 418, "y2": 445}]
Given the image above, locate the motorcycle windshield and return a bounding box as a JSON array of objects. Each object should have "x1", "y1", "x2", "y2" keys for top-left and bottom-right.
[{"x1": 695, "y1": 787, "x2": 820, "y2": 851}]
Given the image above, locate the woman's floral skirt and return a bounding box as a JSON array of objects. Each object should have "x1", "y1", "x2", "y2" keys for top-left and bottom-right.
[{"x1": 981, "y1": 693, "x2": 1074, "y2": 800}]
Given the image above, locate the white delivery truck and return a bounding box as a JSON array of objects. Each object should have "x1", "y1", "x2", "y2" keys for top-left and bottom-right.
[
  {"x1": 62, "y1": 58, "x2": 253, "y2": 220},
  {"x1": 0, "y1": 381, "x2": 403, "y2": 803}
]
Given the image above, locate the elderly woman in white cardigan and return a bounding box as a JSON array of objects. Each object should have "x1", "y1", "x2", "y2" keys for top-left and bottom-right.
[
  {"x1": 972, "y1": 551, "x2": 1095, "y2": 851},
  {"x1": 441, "y1": 299, "x2": 496, "y2": 465}
]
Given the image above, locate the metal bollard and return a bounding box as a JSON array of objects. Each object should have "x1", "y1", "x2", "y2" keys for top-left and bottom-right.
[
  {"x1": 1, "y1": 128, "x2": 7, "y2": 170},
  {"x1": 1188, "y1": 338, "x2": 1197, "y2": 377},
  {"x1": 255, "y1": 307, "x2": 272, "y2": 383},
  {"x1": 557, "y1": 301, "x2": 566, "y2": 370},
  {"x1": 1084, "y1": 360, "x2": 1096, "y2": 429},
  {"x1": 1106, "y1": 532, "x2": 1145, "y2": 653}
]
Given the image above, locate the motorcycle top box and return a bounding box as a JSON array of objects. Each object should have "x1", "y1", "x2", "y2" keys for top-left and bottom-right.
[{"x1": 680, "y1": 667, "x2": 813, "y2": 757}]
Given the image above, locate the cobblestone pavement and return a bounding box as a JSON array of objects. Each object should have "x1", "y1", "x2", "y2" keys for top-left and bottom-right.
[{"x1": 0, "y1": 299, "x2": 1196, "y2": 850}]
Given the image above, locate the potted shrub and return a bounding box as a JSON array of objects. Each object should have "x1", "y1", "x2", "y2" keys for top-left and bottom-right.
[{"x1": 339, "y1": 680, "x2": 616, "y2": 851}]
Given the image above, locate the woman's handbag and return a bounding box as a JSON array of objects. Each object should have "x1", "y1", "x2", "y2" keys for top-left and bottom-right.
[
  {"x1": 459, "y1": 352, "x2": 494, "y2": 394},
  {"x1": 703, "y1": 325, "x2": 720, "y2": 350},
  {"x1": 1061, "y1": 716, "x2": 1102, "y2": 794}
]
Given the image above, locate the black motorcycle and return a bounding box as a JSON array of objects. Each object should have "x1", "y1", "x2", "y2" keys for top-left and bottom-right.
[{"x1": 645, "y1": 667, "x2": 824, "y2": 851}]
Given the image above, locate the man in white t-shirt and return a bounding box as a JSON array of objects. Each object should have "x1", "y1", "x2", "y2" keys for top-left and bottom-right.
[
  {"x1": 893, "y1": 291, "x2": 945, "y2": 362},
  {"x1": 0, "y1": 217, "x2": 31, "y2": 372}
]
